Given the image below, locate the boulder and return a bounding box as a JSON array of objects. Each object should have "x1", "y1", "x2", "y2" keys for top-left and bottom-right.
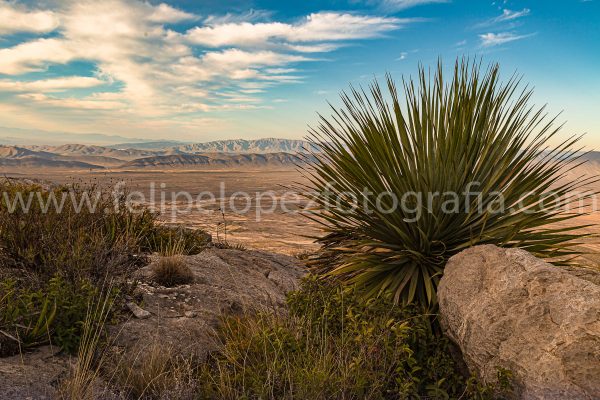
[{"x1": 438, "y1": 245, "x2": 600, "y2": 399}]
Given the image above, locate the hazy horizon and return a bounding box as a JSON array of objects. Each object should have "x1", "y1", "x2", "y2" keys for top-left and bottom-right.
[{"x1": 0, "y1": 0, "x2": 599, "y2": 147}]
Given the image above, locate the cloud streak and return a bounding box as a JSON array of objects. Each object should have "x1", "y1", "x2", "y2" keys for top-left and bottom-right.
[
  {"x1": 495, "y1": 8, "x2": 531, "y2": 22},
  {"x1": 479, "y1": 32, "x2": 535, "y2": 47},
  {"x1": 475, "y1": 8, "x2": 531, "y2": 28},
  {"x1": 374, "y1": 0, "x2": 449, "y2": 12},
  {"x1": 0, "y1": 77, "x2": 107, "y2": 92},
  {"x1": 186, "y1": 13, "x2": 410, "y2": 47}
]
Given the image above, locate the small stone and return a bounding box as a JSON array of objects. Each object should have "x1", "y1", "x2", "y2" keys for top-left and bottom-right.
[
  {"x1": 126, "y1": 302, "x2": 151, "y2": 319},
  {"x1": 184, "y1": 311, "x2": 197, "y2": 318}
]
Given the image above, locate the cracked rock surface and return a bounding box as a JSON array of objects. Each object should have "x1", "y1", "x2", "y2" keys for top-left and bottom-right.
[{"x1": 438, "y1": 245, "x2": 600, "y2": 400}]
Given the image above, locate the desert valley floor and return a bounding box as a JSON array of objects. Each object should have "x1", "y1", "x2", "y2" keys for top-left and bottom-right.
[
  {"x1": 2, "y1": 167, "x2": 322, "y2": 255},
  {"x1": 4, "y1": 166, "x2": 600, "y2": 268}
]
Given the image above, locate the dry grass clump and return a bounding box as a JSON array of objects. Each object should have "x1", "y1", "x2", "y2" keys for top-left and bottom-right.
[
  {"x1": 57, "y1": 284, "x2": 115, "y2": 400},
  {"x1": 109, "y1": 342, "x2": 198, "y2": 400},
  {"x1": 213, "y1": 240, "x2": 247, "y2": 251},
  {"x1": 147, "y1": 225, "x2": 211, "y2": 256},
  {"x1": 150, "y1": 256, "x2": 194, "y2": 287}
]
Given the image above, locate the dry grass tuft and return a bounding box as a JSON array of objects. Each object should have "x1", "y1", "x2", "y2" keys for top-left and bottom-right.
[
  {"x1": 57, "y1": 283, "x2": 115, "y2": 400},
  {"x1": 150, "y1": 256, "x2": 194, "y2": 287},
  {"x1": 109, "y1": 342, "x2": 198, "y2": 400}
]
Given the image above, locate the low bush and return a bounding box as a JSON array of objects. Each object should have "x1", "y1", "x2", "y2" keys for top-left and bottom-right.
[
  {"x1": 197, "y1": 277, "x2": 512, "y2": 399},
  {"x1": 0, "y1": 182, "x2": 148, "y2": 356},
  {"x1": 0, "y1": 181, "x2": 210, "y2": 356},
  {"x1": 0, "y1": 275, "x2": 116, "y2": 355},
  {"x1": 150, "y1": 256, "x2": 195, "y2": 287},
  {"x1": 0, "y1": 182, "x2": 153, "y2": 284}
]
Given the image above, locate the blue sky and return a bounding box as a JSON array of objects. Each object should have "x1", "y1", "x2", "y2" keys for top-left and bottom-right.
[{"x1": 0, "y1": 0, "x2": 598, "y2": 146}]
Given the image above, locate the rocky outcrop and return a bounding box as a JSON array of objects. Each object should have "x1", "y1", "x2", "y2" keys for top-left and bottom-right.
[
  {"x1": 0, "y1": 248, "x2": 304, "y2": 399},
  {"x1": 114, "y1": 247, "x2": 305, "y2": 358},
  {"x1": 438, "y1": 245, "x2": 600, "y2": 399},
  {"x1": 0, "y1": 346, "x2": 69, "y2": 399}
]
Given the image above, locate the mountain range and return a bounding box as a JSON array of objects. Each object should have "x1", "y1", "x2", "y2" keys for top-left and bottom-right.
[{"x1": 0, "y1": 138, "x2": 318, "y2": 170}]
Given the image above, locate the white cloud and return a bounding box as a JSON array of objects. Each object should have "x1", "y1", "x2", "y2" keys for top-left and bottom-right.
[
  {"x1": 479, "y1": 32, "x2": 534, "y2": 47},
  {"x1": 0, "y1": 76, "x2": 106, "y2": 92},
  {"x1": 148, "y1": 3, "x2": 197, "y2": 23},
  {"x1": 186, "y1": 13, "x2": 408, "y2": 47},
  {"x1": 375, "y1": 0, "x2": 448, "y2": 12},
  {"x1": 496, "y1": 8, "x2": 531, "y2": 22},
  {"x1": 0, "y1": 38, "x2": 77, "y2": 74},
  {"x1": 0, "y1": 2, "x2": 59, "y2": 34}
]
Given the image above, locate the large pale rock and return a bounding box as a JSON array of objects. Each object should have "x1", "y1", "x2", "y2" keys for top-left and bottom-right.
[
  {"x1": 438, "y1": 245, "x2": 600, "y2": 399},
  {"x1": 114, "y1": 247, "x2": 305, "y2": 358}
]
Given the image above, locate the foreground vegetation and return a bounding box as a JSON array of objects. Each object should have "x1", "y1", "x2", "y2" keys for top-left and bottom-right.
[
  {"x1": 303, "y1": 59, "x2": 594, "y2": 306},
  {"x1": 0, "y1": 180, "x2": 208, "y2": 357},
  {"x1": 197, "y1": 277, "x2": 512, "y2": 399},
  {"x1": 95, "y1": 278, "x2": 510, "y2": 399}
]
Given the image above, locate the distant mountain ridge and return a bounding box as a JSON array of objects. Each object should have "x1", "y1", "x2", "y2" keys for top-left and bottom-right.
[
  {"x1": 26, "y1": 144, "x2": 156, "y2": 160},
  {"x1": 2, "y1": 141, "x2": 600, "y2": 174},
  {"x1": 0, "y1": 146, "x2": 104, "y2": 169},
  {"x1": 0, "y1": 139, "x2": 318, "y2": 170},
  {"x1": 108, "y1": 141, "x2": 188, "y2": 150},
  {"x1": 121, "y1": 152, "x2": 312, "y2": 168},
  {"x1": 166, "y1": 138, "x2": 318, "y2": 154},
  {"x1": 25, "y1": 138, "x2": 319, "y2": 155}
]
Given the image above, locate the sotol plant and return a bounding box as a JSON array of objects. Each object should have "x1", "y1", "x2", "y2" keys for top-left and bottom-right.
[{"x1": 302, "y1": 59, "x2": 596, "y2": 306}]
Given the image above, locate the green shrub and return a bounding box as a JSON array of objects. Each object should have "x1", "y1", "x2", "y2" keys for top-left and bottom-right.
[
  {"x1": 0, "y1": 182, "x2": 153, "y2": 284},
  {"x1": 0, "y1": 181, "x2": 161, "y2": 356},
  {"x1": 303, "y1": 59, "x2": 594, "y2": 305},
  {"x1": 0, "y1": 181, "x2": 210, "y2": 356},
  {"x1": 198, "y1": 277, "x2": 512, "y2": 399},
  {"x1": 0, "y1": 275, "x2": 116, "y2": 355}
]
